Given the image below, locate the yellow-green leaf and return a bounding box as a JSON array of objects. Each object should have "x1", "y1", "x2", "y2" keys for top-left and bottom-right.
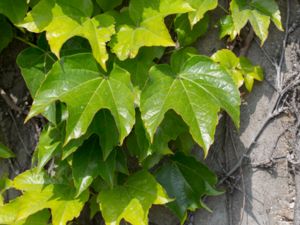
[
  {"x1": 19, "y1": 0, "x2": 115, "y2": 70},
  {"x1": 110, "y1": 0, "x2": 193, "y2": 60},
  {"x1": 98, "y1": 170, "x2": 171, "y2": 225}
]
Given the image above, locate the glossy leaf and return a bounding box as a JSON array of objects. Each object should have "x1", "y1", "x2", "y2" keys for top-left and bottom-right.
[
  {"x1": 0, "y1": 142, "x2": 15, "y2": 159},
  {"x1": 212, "y1": 49, "x2": 264, "y2": 91},
  {"x1": 211, "y1": 49, "x2": 244, "y2": 88},
  {"x1": 141, "y1": 51, "x2": 240, "y2": 155},
  {"x1": 175, "y1": 13, "x2": 209, "y2": 47},
  {"x1": 156, "y1": 153, "x2": 220, "y2": 221},
  {"x1": 98, "y1": 170, "x2": 170, "y2": 225},
  {"x1": 0, "y1": 169, "x2": 89, "y2": 225},
  {"x1": 26, "y1": 53, "x2": 135, "y2": 145},
  {"x1": 19, "y1": 0, "x2": 115, "y2": 70},
  {"x1": 0, "y1": 16, "x2": 13, "y2": 53},
  {"x1": 110, "y1": 0, "x2": 193, "y2": 60},
  {"x1": 230, "y1": 0, "x2": 283, "y2": 44},
  {"x1": 187, "y1": 0, "x2": 217, "y2": 26},
  {"x1": 0, "y1": 0, "x2": 27, "y2": 23}
]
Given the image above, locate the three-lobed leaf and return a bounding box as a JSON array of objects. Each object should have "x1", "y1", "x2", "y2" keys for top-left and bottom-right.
[
  {"x1": 0, "y1": 169, "x2": 89, "y2": 225},
  {"x1": 212, "y1": 49, "x2": 263, "y2": 91},
  {"x1": 141, "y1": 50, "x2": 240, "y2": 155},
  {"x1": 156, "y1": 153, "x2": 221, "y2": 221},
  {"x1": 98, "y1": 170, "x2": 171, "y2": 225},
  {"x1": 228, "y1": 0, "x2": 283, "y2": 44},
  {"x1": 19, "y1": 0, "x2": 115, "y2": 70},
  {"x1": 26, "y1": 53, "x2": 135, "y2": 145},
  {"x1": 110, "y1": 0, "x2": 193, "y2": 60}
]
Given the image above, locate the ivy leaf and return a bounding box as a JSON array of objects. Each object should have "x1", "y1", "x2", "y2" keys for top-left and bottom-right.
[
  {"x1": 35, "y1": 124, "x2": 62, "y2": 171},
  {"x1": 156, "y1": 153, "x2": 220, "y2": 221},
  {"x1": 175, "y1": 13, "x2": 209, "y2": 47},
  {"x1": 211, "y1": 49, "x2": 264, "y2": 91},
  {"x1": 230, "y1": 0, "x2": 283, "y2": 44},
  {"x1": 26, "y1": 53, "x2": 135, "y2": 145},
  {"x1": 0, "y1": 16, "x2": 13, "y2": 53},
  {"x1": 116, "y1": 47, "x2": 165, "y2": 89},
  {"x1": 211, "y1": 49, "x2": 244, "y2": 88},
  {"x1": 187, "y1": 0, "x2": 217, "y2": 27},
  {"x1": 96, "y1": 0, "x2": 123, "y2": 11},
  {"x1": 141, "y1": 51, "x2": 240, "y2": 155},
  {"x1": 0, "y1": 142, "x2": 15, "y2": 159},
  {"x1": 239, "y1": 56, "x2": 263, "y2": 92},
  {"x1": 72, "y1": 135, "x2": 116, "y2": 196},
  {"x1": 98, "y1": 170, "x2": 171, "y2": 225},
  {"x1": 19, "y1": 0, "x2": 115, "y2": 70},
  {"x1": 91, "y1": 110, "x2": 119, "y2": 160},
  {"x1": 110, "y1": 0, "x2": 193, "y2": 60},
  {"x1": 219, "y1": 15, "x2": 238, "y2": 40},
  {"x1": 0, "y1": 169, "x2": 89, "y2": 225},
  {"x1": 17, "y1": 47, "x2": 56, "y2": 96},
  {"x1": 0, "y1": 0, "x2": 27, "y2": 23},
  {"x1": 12, "y1": 209, "x2": 50, "y2": 225}
]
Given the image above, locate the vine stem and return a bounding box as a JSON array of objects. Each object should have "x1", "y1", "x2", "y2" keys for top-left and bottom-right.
[{"x1": 218, "y1": 4, "x2": 229, "y2": 14}]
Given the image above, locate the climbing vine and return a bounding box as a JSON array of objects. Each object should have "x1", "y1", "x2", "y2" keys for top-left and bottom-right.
[{"x1": 0, "y1": 0, "x2": 282, "y2": 224}]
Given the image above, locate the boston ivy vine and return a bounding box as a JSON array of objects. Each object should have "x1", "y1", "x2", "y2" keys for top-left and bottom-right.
[{"x1": 0, "y1": 0, "x2": 282, "y2": 224}]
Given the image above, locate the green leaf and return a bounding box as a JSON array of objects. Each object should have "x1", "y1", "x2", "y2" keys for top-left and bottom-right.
[
  {"x1": 230, "y1": 0, "x2": 282, "y2": 44},
  {"x1": 156, "y1": 153, "x2": 220, "y2": 221},
  {"x1": 150, "y1": 110, "x2": 189, "y2": 155},
  {"x1": 72, "y1": 136, "x2": 102, "y2": 196},
  {"x1": 96, "y1": 0, "x2": 123, "y2": 11},
  {"x1": 12, "y1": 209, "x2": 50, "y2": 225},
  {"x1": 17, "y1": 47, "x2": 56, "y2": 97},
  {"x1": 116, "y1": 47, "x2": 165, "y2": 89},
  {"x1": 141, "y1": 51, "x2": 240, "y2": 155},
  {"x1": 0, "y1": 0, "x2": 27, "y2": 23},
  {"x1": 72, "y1": 135, "x2": 116, "y2": 195},
  {"x1": 239, "y1": 56, "x2": 263, "y2": 91},
  {"x1": 219, "y1": 15, "x2": 238, "y2": 40},
  {"x1": 175, "y1": 13, "x2": 209, "y2": 47},
  {"x1": 211, "y1": 49, "x2": 244, "y2": 88},
  {"x1": 98, "y1": 170, "x2": 171, "y2": 225},
  {"x1": 26, "y1": 53, "x2": 135, "y2": 145},
  {"x1": 110, "y1": 0, "x2": 193, "y2": 60},
  {"x1": 35, "y1": 124, "x2": 62, "y2": 171},
  {"x1": 187, "y1": 0, "x2": 217, "y2": 26},
  {"x1": 211, "y1": 49, "x2": 263, "y2": 91},
  {"x1": 0, "y1": 142, "x2": 15, "y2": 159},
  {"x1": 127, "y1": 110, "x2": 151, "y2": 161},
  {"x1": 0, "y1": 169, "x2": 89, "y2": 225},
  {"x1": 19, "y1": 0, "x2": 115, "y2": 70},
  {"x1": 91, "y1": 110, "x2": 119, "y2": 160},
  {"x1": 0, "y1": 16, "x2": 13, "y2": 53}
]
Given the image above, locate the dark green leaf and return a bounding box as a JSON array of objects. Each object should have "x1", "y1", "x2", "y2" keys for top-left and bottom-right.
[
  {"x1": 175, "y1": 13, "x2": 209, "y2": 47},
  {"x1": 0, "y1": 0, "x2": 27, "y2": 23},
  {"x1": 156, "y1": 153, "x2": 220, "y2": 221},
  {"x1": 0, "y1": 16, "x2": 13, "y2": 53}
]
